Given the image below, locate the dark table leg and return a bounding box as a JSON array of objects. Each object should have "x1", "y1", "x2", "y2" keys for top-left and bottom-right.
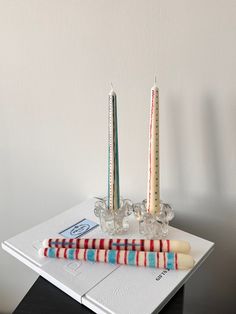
[
  {"x1": 159, "y1": 286, "x2": 185, "y2": 314},
  {"x1": 13, "y1": 277, "x2": 94, "y2": 314},
  {"x1": 13, "y1": 277, "x2": 185, "y2": 314}
]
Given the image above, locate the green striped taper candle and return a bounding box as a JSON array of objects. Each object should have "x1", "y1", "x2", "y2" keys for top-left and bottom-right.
[{"x1": 108, "y1": 85, "x2": 120, "y2": 210}]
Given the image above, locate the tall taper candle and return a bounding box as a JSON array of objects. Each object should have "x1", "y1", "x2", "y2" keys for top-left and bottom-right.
[
  {"x1": 147, "y1": 77, "x2": 160, "y2": 215},
  {"x1": 108, "y1": 84, "x2": 120, "y2": 210}
]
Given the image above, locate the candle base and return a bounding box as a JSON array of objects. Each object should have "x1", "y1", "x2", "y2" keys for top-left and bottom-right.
[
  {"x1": 94, "y1": 197, "x2": 133, "y2": 235},
  {"x1": 133, "y1": 200, "x2": 174, "y2": 239}
]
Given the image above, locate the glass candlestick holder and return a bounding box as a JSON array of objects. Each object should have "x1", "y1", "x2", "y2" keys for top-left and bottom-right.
[
  {"x1": 133, "y1": 199, "x2": 174, "y2": 239},
  {"x1": 94, "y1": 197, "x2": 133, "y2": 235}
]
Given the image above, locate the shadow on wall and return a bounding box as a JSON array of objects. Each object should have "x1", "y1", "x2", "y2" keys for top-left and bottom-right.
[{"x1": 165, "y1": 96, "x2": 236, "y2": 313}]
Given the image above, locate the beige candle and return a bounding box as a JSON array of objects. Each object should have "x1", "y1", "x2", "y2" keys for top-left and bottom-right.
[{"x1": 147, "y1": 77, "x2": 160, "y2": 215}]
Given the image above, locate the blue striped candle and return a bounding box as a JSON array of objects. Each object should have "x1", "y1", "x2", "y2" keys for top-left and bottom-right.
[{"x1": 39, "y1": 248, "x2": 194, "y2": 270}]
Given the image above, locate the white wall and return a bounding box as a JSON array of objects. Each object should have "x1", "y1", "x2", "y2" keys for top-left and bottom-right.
[{"x1": 0, "y1": 0, "x2": 235, "y2": 313}]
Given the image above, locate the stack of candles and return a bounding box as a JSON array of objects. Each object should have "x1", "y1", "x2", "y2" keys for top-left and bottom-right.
[
  {"x1": 39, "y1": 81, "x2": 186, "y2": 270},
  {"x1": 39, "y1": 238, "x2": 194, "y2": 270}
]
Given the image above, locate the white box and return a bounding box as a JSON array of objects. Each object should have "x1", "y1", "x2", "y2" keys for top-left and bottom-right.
[{"x1": 2, "y1": 199, "x2": 214, "y2": 314}]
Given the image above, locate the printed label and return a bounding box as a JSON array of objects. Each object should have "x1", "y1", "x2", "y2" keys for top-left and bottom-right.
[{"x1": 59, "y1": 219, "x2": 98, "y2": 238}]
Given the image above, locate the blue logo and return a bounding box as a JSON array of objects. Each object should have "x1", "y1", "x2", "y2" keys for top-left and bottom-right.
[{"x1": 59, "y1": 219, "x2": 98, "y2": 238}]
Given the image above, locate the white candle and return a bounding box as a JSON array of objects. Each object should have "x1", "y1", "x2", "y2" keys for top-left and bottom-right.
[
  {"x1": 147, "y1": 77, "x2": 160, "y2": 215},
  {"x1": 108, "y1": 84, "x2": 120, "y2": 210}
]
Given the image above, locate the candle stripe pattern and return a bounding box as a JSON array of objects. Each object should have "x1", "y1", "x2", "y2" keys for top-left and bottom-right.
[
  {"x1": 108, "y1": 89, "x2": 120, "y2": 210},
  {"x1": 42, "y1": 238, "x2": 190, "y2": 253},
  {"x1": 147, "y1": 84, "x2": 160, "y2": 214},
  {"x1": 40, "y1": 248, "x2": 194, "y2": 270}
]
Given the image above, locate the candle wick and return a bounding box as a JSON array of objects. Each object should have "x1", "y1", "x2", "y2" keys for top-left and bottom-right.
[
  {"x1": 111, "y1": 82, "x2": 113, "y2": 90},
  {"x1": 154, "y1": 75, "x2": 157, "y2": 85}
]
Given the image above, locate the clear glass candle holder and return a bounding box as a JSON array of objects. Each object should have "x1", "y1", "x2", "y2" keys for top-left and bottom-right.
[
  {"x1": 133, "y1": 199, "x2": 174, "y2": 239},
  {"x1": 94, "y1": 197, "x2": 133, "y2": 235}
]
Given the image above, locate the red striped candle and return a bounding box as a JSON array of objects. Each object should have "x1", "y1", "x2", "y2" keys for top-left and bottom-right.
[
  {"x1": 39, "y1": 248, "x2": 194, "y2": 270},
  {"x1": 42, "y1": 238, "x2": 191, "y2": 254}
]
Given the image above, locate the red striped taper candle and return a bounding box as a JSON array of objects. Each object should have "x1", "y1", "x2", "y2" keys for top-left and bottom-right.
[
  {"x1": 42, "y1": 238, "x2": 190, "y2": 254},
  {"x1": 147, "y1": 77, "x2": 160, "y2": 215},
  {"x1": 39, "y1": 248, "x2": 194, "y2": 270}
]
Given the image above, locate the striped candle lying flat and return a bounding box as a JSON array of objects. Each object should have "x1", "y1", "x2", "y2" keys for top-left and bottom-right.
[
  {"x1": 42, "y1": 238, "x2": 190, "y2": 253},
  {"x1": 38, "y1": 248, "x2": 194, "y2": 270}
]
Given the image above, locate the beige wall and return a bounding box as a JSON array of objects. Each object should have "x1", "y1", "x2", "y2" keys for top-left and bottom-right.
[{"x1": 0, "y1": 0, "x2": 235, "y2": 312}]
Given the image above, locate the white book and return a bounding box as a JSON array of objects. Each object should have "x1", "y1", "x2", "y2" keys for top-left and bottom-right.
[{"x1": 2, "y1": 199, "x2": 214, "y2": 314}]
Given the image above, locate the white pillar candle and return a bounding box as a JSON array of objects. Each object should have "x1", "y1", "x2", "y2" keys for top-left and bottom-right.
[
  {"x1": 147, "y1": 77, "x2": 160, "y2": 215},
  {"x1": 108, "y1": 85, "x2": 120, "y2": 210}
]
